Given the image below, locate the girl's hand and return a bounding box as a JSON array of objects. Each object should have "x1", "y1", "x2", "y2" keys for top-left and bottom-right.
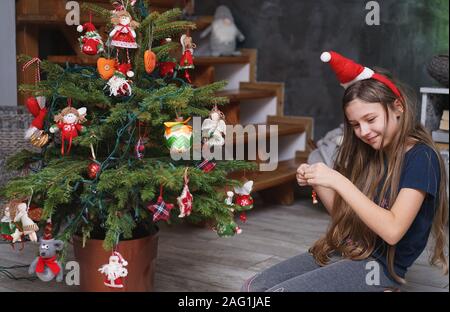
[
  {"x1": 296, "y1": 163, "x2": 310, "y2": 186},
  {"x1": 303, "y1": 162, "x2": 342, "y2": 189}
]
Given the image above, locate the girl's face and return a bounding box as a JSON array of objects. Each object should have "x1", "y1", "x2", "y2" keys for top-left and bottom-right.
[{"x1": 345, "y1": 99, "x2": 402, "y2": 150}]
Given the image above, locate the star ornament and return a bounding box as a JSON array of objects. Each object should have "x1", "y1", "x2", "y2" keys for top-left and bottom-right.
[
  {"x1": 177, "y1": 184, "x2": 193, "y2": 218},
  {"x1": 147, "y1": 196, "x2": 174, "y2": 222}
]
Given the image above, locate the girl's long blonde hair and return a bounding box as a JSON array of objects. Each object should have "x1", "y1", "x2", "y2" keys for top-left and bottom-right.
[{"x1": 309, "y1": 69, "x2": 448, "y2": 284}]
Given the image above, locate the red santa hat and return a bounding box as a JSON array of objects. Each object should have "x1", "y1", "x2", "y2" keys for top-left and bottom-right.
[
  {"x1": 320, "y1": 51, "x2": 402, "y2": 98},
  {"x1": 77, "y1": 22, "x2": 97, "y2": 33},
  {"x1": 113, "y1": 251, "x2": 128, "y2": 266},
  {"x1": 117, "y1": 63, "x2": 134, "y2": 78}
]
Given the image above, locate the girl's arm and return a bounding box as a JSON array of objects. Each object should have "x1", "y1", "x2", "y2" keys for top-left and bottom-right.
[
  {"x1": 304, "y1": 163, "x2": 425, "y2": 245},
  {"x1": 313, "y1": 186, "x2": 336, "y2": 215},
  {"x1": 334, "y1": 179, "x2": 425, "y2": 245}
]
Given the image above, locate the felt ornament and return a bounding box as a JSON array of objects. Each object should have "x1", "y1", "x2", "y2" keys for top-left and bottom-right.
[
  {"x1": 201, "y1": 105, "x2": 226, "y2": 147},
  {"x1": 6, "y1": 199, "x2": 39, "y2": 243},
  {"x1": 77, "y1": 22, "x2": 104, "y2": 56},
  {"x1": 144, "y1": 24, "x2": 157, "y2": 74},
  {"x1": 178, "y1": 34, "x2": 196, "y2": 83},
  {"x1": 312, "y1": 190, "x2": 318, "y2": 204},
  {"x1": 24, "y1": 96, "x2": 48, "y2": 142},
  {"x1": 159, "y1": 61, "x2": 177, "y2": 78},
  {"x1": 164, "y1": 117, "x2": 193, "y2": 154},
  {"x1": 109, "y1": 10, "x2": 140, "y2": 49},
  {"x1": 144, "y1": 50, "x2": 157, "y2": 74},
  {"x1": 50, "y1": 102, "x2": 87, "y2": 155},
  {"x1": 105, "y1": 63, "x2": 134, "y2": 97},
  {"x1": 197, "y1": 158, "x2": 216, "y2": 173},
  {"x1": 98, "y1": 251, "x2": 129, "y2": 289},
  {"x1": 233, "y1": 180, "x2": 254, "y2": 211},
  {"x1": 147, "y1": 185, "x2": 174, "y2": 222},
  {"x1": 215, "y1": 220, "x2": 242, "y2": 237},
  {"x1": 0, "y1": 206, "x2": 16, "y2": 242},
  {"x1": 177, "y1": 168, "x2": 193, "y2": 218},
  {"x1": 28, "y1": 223, "x2": 64, "y2": 283},
  {"x1": 21, "y1": 58, "x2": 50, "y2": 147},
  {"x1": 97, "y1": 58, "x2": 117, "y2": 80}
]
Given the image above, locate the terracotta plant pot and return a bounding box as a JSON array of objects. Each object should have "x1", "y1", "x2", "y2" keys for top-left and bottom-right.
[{"x1": 73, "y1": 232, "x2": 158, "y2": 292}]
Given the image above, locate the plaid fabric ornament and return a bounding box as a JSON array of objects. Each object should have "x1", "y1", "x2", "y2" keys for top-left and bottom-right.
[
  {"x1": 197, "y1": 158, "x2": 216, "y2": 173},
  {"x1": 177, "y1": 168, "x2": 193, "y2": 218},
  {"x1": 147, "y1": 185, "x2": 174, "y2": 222}
]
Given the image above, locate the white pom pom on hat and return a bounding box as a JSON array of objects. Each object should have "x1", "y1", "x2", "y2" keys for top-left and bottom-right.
[
  {"x1": 77, "y1": 25, "x2": 84, "y2": 32},
  {"x1": 320, "y1": 52, "x2": 331, "y2": 63},
  {"x1": 127, "y1": 71, "x2": 134, "y2": 78}
]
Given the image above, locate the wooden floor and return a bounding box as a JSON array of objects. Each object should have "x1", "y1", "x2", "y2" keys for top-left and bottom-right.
[{"x1": 0, "y1": 197, "x2": 448, "y2": 292}]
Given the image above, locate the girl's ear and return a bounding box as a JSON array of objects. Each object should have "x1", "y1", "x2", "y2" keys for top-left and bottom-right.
[{"x1": 393, "y1": 99, "x2": 404, "y2": 114}]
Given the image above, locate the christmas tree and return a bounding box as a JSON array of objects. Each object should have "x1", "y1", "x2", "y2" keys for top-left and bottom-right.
[{"x1": 1, "y1": 1, "x2": 255, "y2": 255}]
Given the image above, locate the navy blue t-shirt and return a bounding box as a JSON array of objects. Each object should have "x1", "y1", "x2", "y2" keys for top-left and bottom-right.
[{"x1": 372, "y1": 143, "x2": 441, "y2": 279}]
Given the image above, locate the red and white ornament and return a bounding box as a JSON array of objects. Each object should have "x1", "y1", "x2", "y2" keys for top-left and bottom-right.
[
  {"x1": 77, "y1": 22, "x2": 104, "y2": 56},
  {"x1": 177, "y1": 168, "x2": 193, "y2": 218},
  {"x1": 105, "y1": 63, "x2": 134, "y2": 97},
  {"x1": 147, "y1": 185, "x2": 174, "y2": 222},
  {"x1": 179, "y1": 34, "x2": 196, "y2": 83},
  {"x1": 98, "y1": 251, "x2": 128, "y2": 289},
  {"x1": 49, "y1": 102, "x2": 87, "y2": 155},
  {"x1": 109, "y1": 10, "x2": 139, "y2": 49}
]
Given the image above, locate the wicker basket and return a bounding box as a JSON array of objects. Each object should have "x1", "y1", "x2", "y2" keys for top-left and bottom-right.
[{"x1": 427, "y1": 54, "x2": 449, "y2": 87}]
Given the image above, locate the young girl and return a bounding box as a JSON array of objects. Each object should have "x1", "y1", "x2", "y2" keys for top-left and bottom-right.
[{"x1": 242, "y1": 51, "x2": 448, "y2": 292}]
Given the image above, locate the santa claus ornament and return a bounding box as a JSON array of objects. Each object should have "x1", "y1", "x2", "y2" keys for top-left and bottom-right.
[
  {"x1": 49, "y1": 100, "x2": 87, "y2": 155},
  {"x1": 105, "y1": 63, "x2": 134, "y2": 97},
  {"x1": 177, "y1": 168, "x2": 193, "y2": 218},
  {"x1": 147, "y1": 185, "x2": 174, "y2": 222},
  {"x1": 178, "y1": 34, "x2": 196, "y2": 83},
  {"x1": 77, "y1": 21, "x2": 104, "y2": 56},
  {"x1": 98, "y1": 251, "x2": 129, "y2": 289}
]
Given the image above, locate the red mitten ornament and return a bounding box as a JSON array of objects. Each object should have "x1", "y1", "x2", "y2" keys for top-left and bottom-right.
[{"x1": 77, "y1": 22, "x2": 104, "y2": 56}]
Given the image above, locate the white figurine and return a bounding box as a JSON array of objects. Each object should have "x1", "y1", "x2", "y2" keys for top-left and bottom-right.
[
  {"x1": 202, "y1": 106, "x2": 226, "y2": 146},
  {"x1": 98, "y1": 251, "x2": 128, "y2": 289},
  {"x1": 8, "y1": 200, "x2": 39, "y2": 243}
]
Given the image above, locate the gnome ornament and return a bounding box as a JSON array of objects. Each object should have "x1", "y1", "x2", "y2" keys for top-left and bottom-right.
[
  {"x1": 105, "y1": 63, "x2": 134, "y2": 97},
  {"x1": 98, "y1": 251, "x2": 129, "y2": 289},
  {"x1": 77, "y1": 22, "x2": 104, "y2": 56},
  {"x1": 200, "y1": 5, "x2": 245, "y2": 56},
  {"x1": 50, "y1": 103, "x2": 87, "y2": 155}
]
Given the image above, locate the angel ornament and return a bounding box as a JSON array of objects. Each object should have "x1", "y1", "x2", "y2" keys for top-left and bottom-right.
[
  {"x1": 201, "y1": 106, "x2": 226, "y2": 147},
  {"x1": 50, "y1": 106, "x2": 87, "y2": 155}
]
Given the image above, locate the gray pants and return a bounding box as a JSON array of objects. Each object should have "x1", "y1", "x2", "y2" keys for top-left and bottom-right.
[{"x1": 241, "y1": 252, "x2": 400, "y2": 292}]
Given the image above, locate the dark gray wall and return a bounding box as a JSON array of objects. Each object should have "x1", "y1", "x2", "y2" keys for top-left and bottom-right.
[{"x1": 196, "y1": 0, "x2": 449, "y2": 139}]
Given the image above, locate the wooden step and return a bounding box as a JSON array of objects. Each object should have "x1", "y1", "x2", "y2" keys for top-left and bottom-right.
[
  {"x1": 238, "y1": 158, "x2": 303, "y2": 192},
  {"x1": 195, "y1": 54, "x2": 252, "y2": 66},
  {"x1": 216, "y1": 89, "x2": 276, "y2": 102},
  {"x1": 225, "y1": 123, "x2": 305, "y2": 146}
]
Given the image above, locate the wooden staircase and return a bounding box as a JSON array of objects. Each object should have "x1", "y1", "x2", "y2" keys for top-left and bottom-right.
[{"x1": 16, "y1": 0, "x2": 313, "y2": 205}]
